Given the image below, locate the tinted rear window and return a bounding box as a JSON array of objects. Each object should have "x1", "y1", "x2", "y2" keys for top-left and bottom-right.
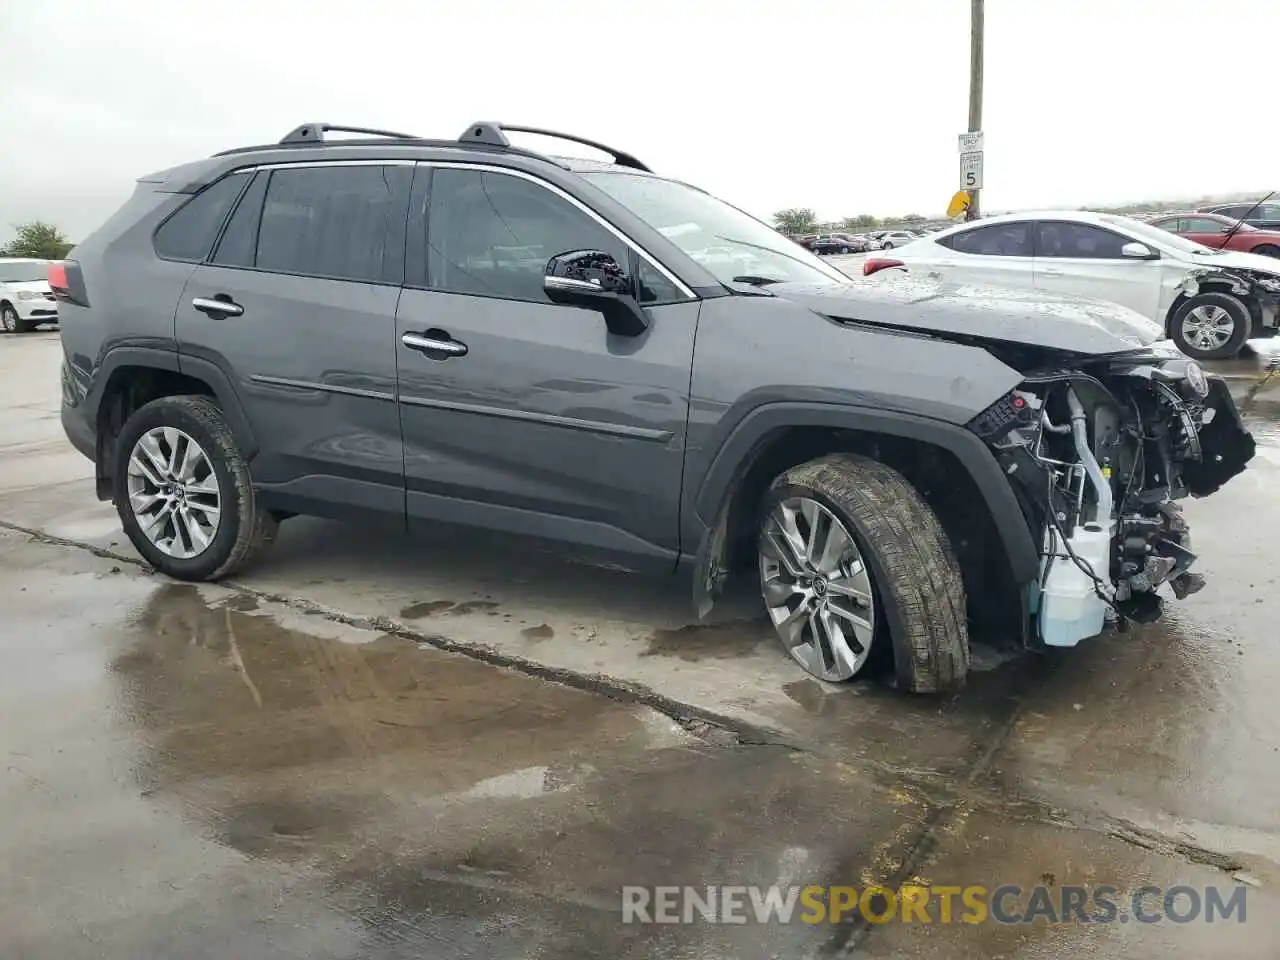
[
  {"x1": 254, "y1": 165, "x2": 410, "y2": 284},
  {"x1": 153, "y1": 173, "x2": 248, "y2": 262}
]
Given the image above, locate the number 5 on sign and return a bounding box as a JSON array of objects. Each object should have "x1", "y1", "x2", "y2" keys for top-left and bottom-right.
[{"x1": 959, "y1": 152, "x2": 983, "y2": 190}]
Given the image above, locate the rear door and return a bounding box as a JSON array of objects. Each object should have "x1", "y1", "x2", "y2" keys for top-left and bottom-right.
[
  {"x1": 393, "y1": 163, "x2": 699, "y2": 571},
  {"x1": 928, "y1": 221, "x2": 1036, "y2": 289},
  {"x1": 1032, "y1": 220, "x2": 1162, "y2": 319},
  {"x1": 176, "y1": 161, "x2": 411, "y2": 521}
]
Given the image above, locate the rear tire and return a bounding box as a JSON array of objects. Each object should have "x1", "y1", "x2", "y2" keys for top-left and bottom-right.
[
  {"x1": 758, "y1": 453, "x2": 969, "y2": 693},
  {"x1": 1170, "y1": 291, "x2": 1252, "y2": 359},
  {"x1": 113, "y1": 395, "x2": 277, "y2": 581},
  {"x1": 1252, "y1": 244, "x2": 1280, "y2": 258}
]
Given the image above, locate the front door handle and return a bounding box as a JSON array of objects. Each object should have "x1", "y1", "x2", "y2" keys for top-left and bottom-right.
[
  {"x1": 192, "y1": 295, "x2": 244, "y2": 318},
  {"x1": 402, "y1": 331, "x2": 469, "y2": 359}
]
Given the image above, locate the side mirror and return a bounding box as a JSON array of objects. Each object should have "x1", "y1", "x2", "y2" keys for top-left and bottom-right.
[
  {"x1": 543, "y1": 249, "x2": 650, "y2": 337},
  {"x1": 1121, "y1": 241, "x2": 1157, "y2": 260}
]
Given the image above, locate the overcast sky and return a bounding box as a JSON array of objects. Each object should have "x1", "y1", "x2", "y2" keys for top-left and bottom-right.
[{"x1": 2, "y1": 0, "x2": 1277, "y2": 243}]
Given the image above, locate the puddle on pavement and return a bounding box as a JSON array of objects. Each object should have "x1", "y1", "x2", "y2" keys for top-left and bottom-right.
[
  {"x1": 399, "y1": 598, "x2": 499, "y2": 618},
  {"x1": 642, "y1": 618, "x2": 768, "y2": 661},
  {"x1": 108, "y1": 584, "x2": 653, "y2": 859}
]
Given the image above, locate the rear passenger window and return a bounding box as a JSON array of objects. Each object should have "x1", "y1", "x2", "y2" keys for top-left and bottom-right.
[
  {"x1": 939, "y1": 223, "x2": 1032, "y2": 257},
  {"x1": 153, "y1": 173, "x2": 247, "y2": 262},
  {"x1": 253, "y1": 165, "x2": 410, "y2": 284},
  {"x1": 211, "y1": 172, "x2": 268, "y2": 267}
]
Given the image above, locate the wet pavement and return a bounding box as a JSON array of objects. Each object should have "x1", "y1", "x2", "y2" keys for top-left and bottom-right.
[{"x1": 3, "y1": 330, "x2": 1280, "y2": 958}]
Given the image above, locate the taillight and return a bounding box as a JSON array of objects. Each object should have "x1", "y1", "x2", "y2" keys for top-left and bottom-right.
[
  {"x1": 48, "y1": 260, "x2": 88, "y2": 306},
  {"x1": 47, "y1": 262, "x2": 68, "y2": 292},
  {"x1": 862, "y1": 257, "x2": 905, "y2": 277}
]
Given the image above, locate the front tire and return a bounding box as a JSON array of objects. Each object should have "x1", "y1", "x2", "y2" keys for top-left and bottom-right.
[
  {"x1": 0, "y1": 303, "x2": 22, "y2": 333},
  {"x1": 758, "y1": 453, "x2": 968, "y2": 692},
  {"x1": 1171, "y1": 291, "x2": 1252, "y2": 359},
  {"x1": 113, "y1": 395, "x2": 277, "y2": 581},
  {"x1": 881, "y1": 242, "x2": 894, "y2": 250}
]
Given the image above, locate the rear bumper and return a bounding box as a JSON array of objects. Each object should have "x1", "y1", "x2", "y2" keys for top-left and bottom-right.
[{"x1": 61, "y1": 401, "x2": 95, "y2": 463}]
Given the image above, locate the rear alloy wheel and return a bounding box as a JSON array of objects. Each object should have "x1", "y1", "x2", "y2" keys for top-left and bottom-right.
[
  {"x1": 758, "y1": 453, "x2": 969, "y2": 692},
  {"x1": 114, "y1": 395, "x2": 277, "y2": 581},
  {"x1": 1252, "y1": 244, "x2": 1280, "y2": 258},
  {"x1": 1171, "y1": 291, "x2": 1252, "y2": 360}
]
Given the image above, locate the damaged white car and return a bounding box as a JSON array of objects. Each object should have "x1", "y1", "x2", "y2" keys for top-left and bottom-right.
[{"x1": 866, "y1": 210, "x2": 1280, "y2": 360}]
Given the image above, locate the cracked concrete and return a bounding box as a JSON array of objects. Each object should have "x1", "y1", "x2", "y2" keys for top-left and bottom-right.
[{"x1": 3, "y1": 330, "x2": 1279, "y2": 958}]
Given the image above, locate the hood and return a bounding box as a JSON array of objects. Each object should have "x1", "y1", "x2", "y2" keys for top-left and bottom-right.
[
  {"x1": 2, "y1": 279, "x2": 50, "y2": 294},
  {"x1": 1188, "y1": 248, "x2": 1280, "y2": 276},
  {"x1": 767, "y1": 275, "x2": 1166, "y2": 355}
]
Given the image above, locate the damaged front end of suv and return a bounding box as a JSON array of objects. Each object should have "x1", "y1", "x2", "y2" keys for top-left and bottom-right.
[
  {"x1": 783, "y1": 275, "x2": 1258, "y2": 652},
  {"x1": 970, "y1": 347, "x2": 1255, "y2": 642}
]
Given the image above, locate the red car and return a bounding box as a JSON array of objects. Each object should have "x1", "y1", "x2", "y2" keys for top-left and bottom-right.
[{"x1": 1146, "y1": 212, "x2": 1280, "y2": 258}]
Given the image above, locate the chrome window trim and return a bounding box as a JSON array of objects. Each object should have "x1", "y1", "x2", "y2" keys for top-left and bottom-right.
[{"x1": 239, "y1": 158, "x2": 697, "y2": 300}]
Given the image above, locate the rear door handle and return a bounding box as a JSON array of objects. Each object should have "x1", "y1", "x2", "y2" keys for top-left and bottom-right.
[
  {"x1": 402, "y1": 331, "x2": 468, "y2": 359},
  {"x1": 192, "y1": 295, "x2": 244, "y2": 318}
]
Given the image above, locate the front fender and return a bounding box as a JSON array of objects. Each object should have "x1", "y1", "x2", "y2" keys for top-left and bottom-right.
[{"x1": 685, "y1": 401, "x2": 1041, "y2": 612}]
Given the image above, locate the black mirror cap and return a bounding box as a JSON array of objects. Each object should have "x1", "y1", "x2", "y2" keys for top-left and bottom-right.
[{"x1": 543, "y1": 249, "x2": 649, "y2": 337}]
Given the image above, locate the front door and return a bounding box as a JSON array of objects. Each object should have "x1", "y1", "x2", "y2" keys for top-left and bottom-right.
[
  {"x1": 395, "y1": 164, "x2": 698, "y2": 571},
  {"x1": 1032, "y1": 220, "x2": 1163, "y2": 320},
  {"x1": 176, "y1": 161, "x2": 411, "y2": 520}
]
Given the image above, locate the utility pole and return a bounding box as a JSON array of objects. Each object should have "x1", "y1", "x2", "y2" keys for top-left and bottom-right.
[{"x1": 966, "y1": 0, "x2": 985, "y2": 219}]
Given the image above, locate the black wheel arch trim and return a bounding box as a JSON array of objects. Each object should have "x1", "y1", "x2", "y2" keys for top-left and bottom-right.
[
  {"x1": 85, "y1": 346, "x2": 259, "y2": 459},
  {"x1": 687, "y1": 401, "x2": 1041, "y2": 586}
]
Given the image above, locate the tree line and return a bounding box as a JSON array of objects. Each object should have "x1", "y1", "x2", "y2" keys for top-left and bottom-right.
[
  {"x1": 1, "y1": 221, "x2": 74, "y2": 260},
  {"x1": 772, "y1": 209, "x2": 928, "y2": 235}
]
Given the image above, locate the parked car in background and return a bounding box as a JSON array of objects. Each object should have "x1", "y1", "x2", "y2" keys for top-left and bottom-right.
[
  {"x1": 809, "y1": 235, "x2": 859, "y2": 255},
  {"x1": 1146, "y1": 213, "x2": 1280, "y2": 258},
  {"x1": 0, "y1": 258, "x2": 59, "y2": 333},
  {"x1": 1199, "y1": 201, "x2": 1280, "y2": 230},
  {"x1": 876, "y1": 230, "x2": 922, "y2": 250},
  {"x1": 828, "y1": 233, "x2": 871, "y2": 252},
  {"x1": 866, "y1": 210, "x2": 1280, "y2": 359}
]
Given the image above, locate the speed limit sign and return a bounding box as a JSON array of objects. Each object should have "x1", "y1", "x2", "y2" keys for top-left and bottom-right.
[{"x1": 959, "y1": 152, "x2": 984, "y2": 190}]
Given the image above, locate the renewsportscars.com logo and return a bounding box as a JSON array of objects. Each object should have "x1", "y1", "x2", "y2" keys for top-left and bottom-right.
[{"x1": 621, "y1": 884, "x2": 1249, "y2": 926}]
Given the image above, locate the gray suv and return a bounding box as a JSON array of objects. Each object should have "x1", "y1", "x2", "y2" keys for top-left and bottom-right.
[{"x1": 56, "y1": 121, "x2": 1255, "y2": 692}]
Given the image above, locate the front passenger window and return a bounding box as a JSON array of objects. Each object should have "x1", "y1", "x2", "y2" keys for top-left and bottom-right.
[
  {"x1": 427, "y1": 169, "x2": 630, "y2": 303},
  {"x1": 1035, "y1": 222, "x2": 1129, "y2": 259}
]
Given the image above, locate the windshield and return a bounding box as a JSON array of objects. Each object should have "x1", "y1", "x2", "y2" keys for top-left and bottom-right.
[
  {"x1": 1098, "y1": 215, "x2": 1221, "y2": 256},
  {"x1": 582, "y1": 172, "x2": 848, "y2": 287},
  {"x1": 0, "y1": 261, "x2": 48, "y2": 282}
]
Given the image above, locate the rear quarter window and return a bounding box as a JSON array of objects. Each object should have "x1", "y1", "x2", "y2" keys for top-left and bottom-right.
[{"x1": 152, "y1": 172, "x2": 249, "y2": 262}]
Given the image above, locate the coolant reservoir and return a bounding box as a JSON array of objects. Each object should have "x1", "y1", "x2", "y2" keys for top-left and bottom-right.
[{"x1": 1039, "y1": 522, "x2": 1113, "y2": 647}]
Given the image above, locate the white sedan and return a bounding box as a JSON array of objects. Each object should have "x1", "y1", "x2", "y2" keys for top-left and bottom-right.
[{"x1": 867, "y1": 211, "x2": 1280, "y2": 359}]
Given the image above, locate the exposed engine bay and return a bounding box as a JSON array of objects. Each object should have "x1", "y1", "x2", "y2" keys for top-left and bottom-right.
[{"x1": 969, "y1": 348, "x2": 1257, "y2": 645}]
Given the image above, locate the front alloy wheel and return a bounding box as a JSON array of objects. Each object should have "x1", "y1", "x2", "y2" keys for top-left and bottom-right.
[
  {"x1": 1172, "y1": 291, "x2": 1251, "y2": 359},
  {"x1": 0, "y1": 304, "x2": 17, "y2": 333},
  {"x1": 127, "y1": 426, "x2": 222, "y2": 558},
  {"x1": 760, "y1": 496, "x2": 876, "y2": 681}
]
